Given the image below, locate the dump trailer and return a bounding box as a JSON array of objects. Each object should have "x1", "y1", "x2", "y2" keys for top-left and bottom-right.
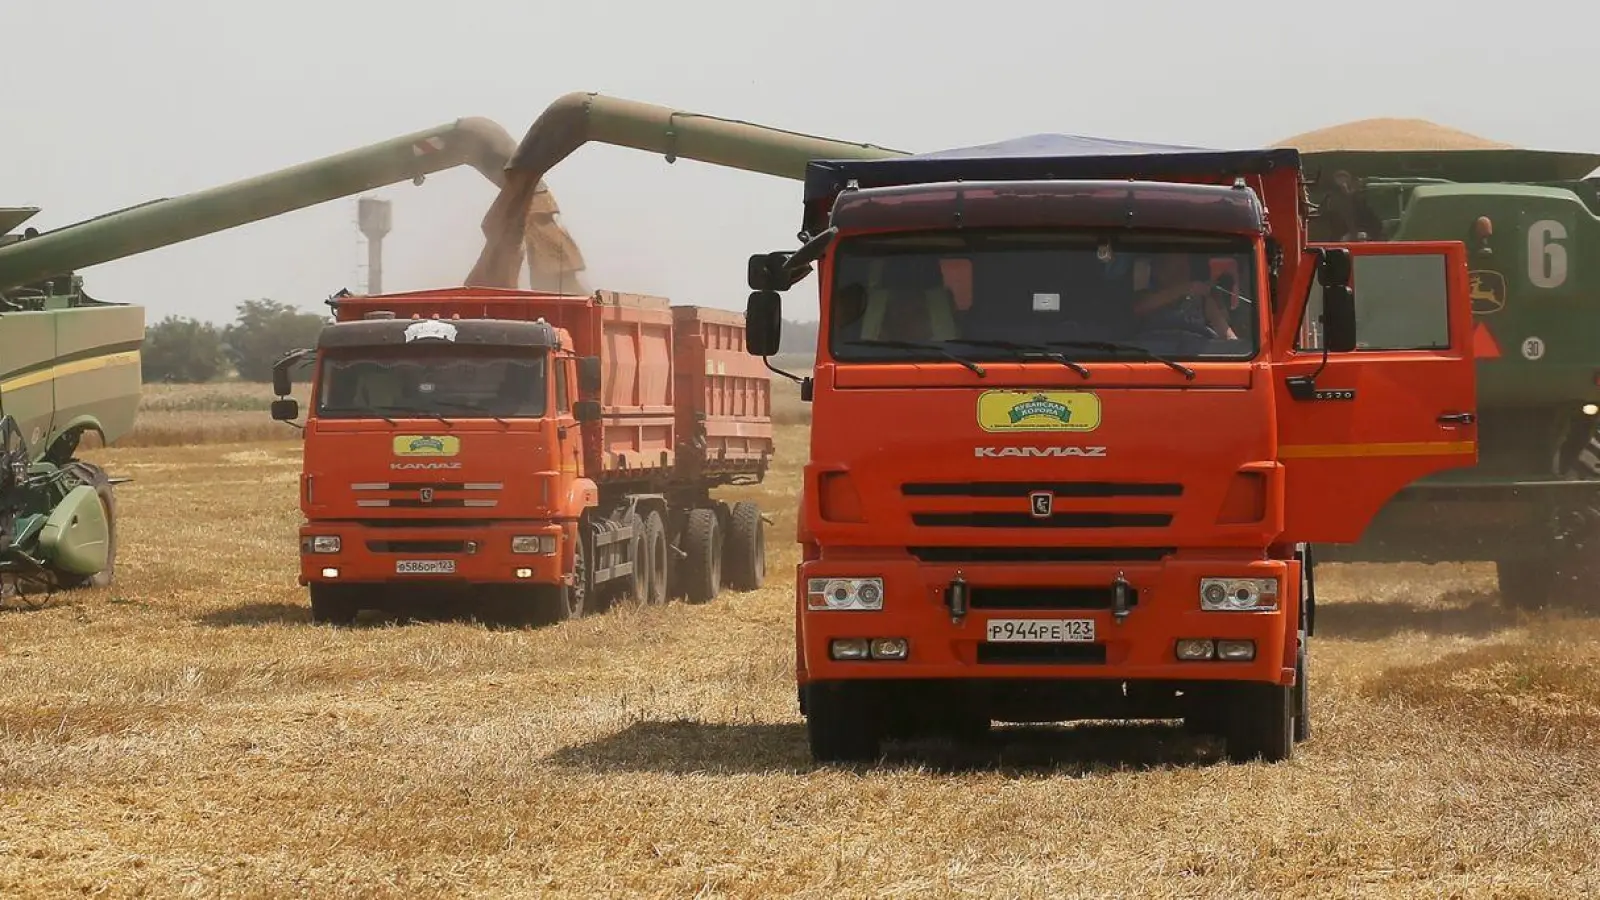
[
  {"x1": 740, "y1": 136, "x2": 1480, "y2": 764},
  {"x1": 1295, "y1": 149, "x2": 1600, "y2": 608},
  {"x1": 0, "y1": 117, "x2": 585, "y2": 602},
  {"x1": 269, "y1": 287, "x2": 774, "y2": 624}
]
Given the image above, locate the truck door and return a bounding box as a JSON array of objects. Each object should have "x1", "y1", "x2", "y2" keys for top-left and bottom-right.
[{"x1": 1274, "y1": 241, "x2": 1478, "y2": 543}]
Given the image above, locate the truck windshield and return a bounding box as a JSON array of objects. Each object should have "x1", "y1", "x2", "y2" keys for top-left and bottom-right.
[
  {"x1": 827, "y1": 230, "x2": 1259, "y2": 363},
  {"x1": 316, "y1": 348, "x2": 547, "y2": 419}
]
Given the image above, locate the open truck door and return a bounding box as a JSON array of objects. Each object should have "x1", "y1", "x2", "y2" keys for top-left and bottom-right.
[{"x1": 1274, "y1": 241, "x2": 1479, "y2": 543}]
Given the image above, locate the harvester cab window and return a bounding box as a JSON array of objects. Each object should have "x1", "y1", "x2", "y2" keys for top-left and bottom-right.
[{"x1": 1298, "y1": 252, "x2": 1451, "y2": 351}]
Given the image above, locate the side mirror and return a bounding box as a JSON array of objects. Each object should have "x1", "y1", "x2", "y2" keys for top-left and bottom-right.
[
  {"x1": 270, "y1": 398, "x2": 300, "y2": 422},
  {"x1": 573, "y1": 399, "x2": 601, "y2": 424},
  {"x1": 745, "y1": 290, "x2": 783, "y2": 357},
  {"x1": 272, "y1": 361, "x2": 293, "y2": 397},
  {"x1": 747, "y1": 252, "x2": 789, "y2": 292},
  {"x1": 1318, "y1": 248, "x2": 1352, "y2": 288},
  {"x1": 1322, "y1": 284, "x2": 1357, "y2": 352},
  {"x1": 577, "y1": 355, "x2": 602, "y2": 395}
]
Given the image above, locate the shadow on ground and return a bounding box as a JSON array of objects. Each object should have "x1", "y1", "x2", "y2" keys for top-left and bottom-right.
[
  {"x1": 548, "y1": 719, "x2": 1228, "y2": 776},
  {"x1": 1315, "y1": 590, "x2": 1522, "y2": 641},
  {"x1": 194, "y1": 599, "x2": 562, "y2": 631}
]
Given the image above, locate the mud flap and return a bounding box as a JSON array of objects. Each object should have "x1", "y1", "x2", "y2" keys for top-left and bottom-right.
[{"x1": 36, "y1": 484, "x2": 109, "y2": 575}]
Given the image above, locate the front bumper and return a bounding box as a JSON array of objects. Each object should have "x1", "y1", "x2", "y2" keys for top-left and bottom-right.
[
  {"x1": 298, "y1": 521, "x2": 566, "y2": 586},
  {"x1": 798, "y1": 554, "x2": 1295, "y2": 686}
]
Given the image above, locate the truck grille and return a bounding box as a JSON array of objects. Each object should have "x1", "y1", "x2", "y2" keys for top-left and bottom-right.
[
  {"x1": 351, "y1": 481, "x2": 501, "y2": 509},
  {"x1": 909, "y1": 546, "x2": 1174, "y2": 563},
  {"x1": 902, "y1": 480, "x2": 1181, "y2": 530}
]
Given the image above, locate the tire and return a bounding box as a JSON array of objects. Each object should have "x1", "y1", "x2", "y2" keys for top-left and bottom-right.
[
  {"x1": 538, "y1": 521, "x2": 589, "y2": 622},
  {"x1": 642, "y1": 510, "x2": 668, "y2": 605},
  {"x1": 805, "y1": 684, "x2": 881, "y2": 763},
  {"x1": 1224, "y1": 682, "x2": 1294, "y2": 763},
  {"x1": 310, "y1": 584, "x2": 359, "y2": 625},
  {"x1": 1496, "y1": 558, "x2": 1555, "y2": 610},
  {"x1": 53, "y1": 462, "x2": 117, "y2": 590},
  {"x1": 1293, "y1": 636, "x2": 1310, "y2": 743},
  {"x1": 682, "y1": 507, "x2": 721, "y2": 604},
  {"x1": 622, "y1": 512, "x2": 646, "y2": 602},
  {"x1": 724, "y1": 501, "x2": 765, "y2": 592}
]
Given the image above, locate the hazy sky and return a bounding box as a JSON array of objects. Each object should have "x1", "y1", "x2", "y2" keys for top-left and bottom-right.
[{"x1": 8, "y1": 0, "x2": 1598, "y2": 325}]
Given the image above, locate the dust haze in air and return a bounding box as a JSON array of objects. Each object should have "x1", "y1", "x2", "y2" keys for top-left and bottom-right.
[{"x1": 5, "y1": 0, "x2": 1597, "y2": 324}]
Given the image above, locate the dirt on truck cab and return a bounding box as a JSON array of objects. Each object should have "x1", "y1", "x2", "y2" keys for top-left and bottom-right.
[
  {"x1": 270, "y1": 287, "x2": 774, "y2": 626},
  {"x1": 743, "y1": 134, "x2": 1482, "y2": 765}
]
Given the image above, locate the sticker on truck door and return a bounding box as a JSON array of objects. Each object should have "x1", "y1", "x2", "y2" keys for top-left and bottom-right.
[{"x1": 392, "y1": 435, "x2": 461, "y2": 457}]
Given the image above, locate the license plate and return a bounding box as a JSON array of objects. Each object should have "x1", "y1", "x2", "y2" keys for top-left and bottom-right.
[
  {"x1": 395, "y1": 559, "x2": 456, "y2": 575},
  {"x1": 985, "y1": 618, "x2": 1095, "y2": 643}
]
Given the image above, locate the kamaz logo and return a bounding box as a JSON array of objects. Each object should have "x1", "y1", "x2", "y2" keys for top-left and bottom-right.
[
  {"x1": 390, "y1": 462, "x2": 463, "y2": 470},
  {"x1": 974, "y1": 446, "x2": 1107, "y2": 458}
]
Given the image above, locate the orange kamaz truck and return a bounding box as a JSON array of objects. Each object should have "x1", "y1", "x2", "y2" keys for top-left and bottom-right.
[
  {"x1": 270, "y1": 287, "x2": 773, "y2": 625},
  {"x1": 744, "y1": 136, "x2": 1480, "y2": 763}
]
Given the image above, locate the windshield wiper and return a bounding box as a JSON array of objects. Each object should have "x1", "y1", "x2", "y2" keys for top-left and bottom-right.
[
  {"x1": 1045, "y1": 340, "x2": 1196, "y2": 380},
  {"x1": 943, "y1": 339, "x2": 1090, "y2": 378},
  {"x1": 846, "y1": 339, "x2": 987, "y2": 377},
  {"x1": 430, "y1": 398, "x2": 510, "y2": 427},
  {"x1": 321, "y1": 404, "x2": 398, "y2": 426}
]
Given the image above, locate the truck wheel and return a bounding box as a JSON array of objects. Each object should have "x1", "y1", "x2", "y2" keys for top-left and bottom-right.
[
  {"x1": 568, "y1": 523, "x2": 593, "y2": 618},
  {"x1": 682, "y1": 507, "x2": 721, "y2": 604},
  {"x1": 642, "y1": 510, "x2": 668, "y2": 605},
  {"x1": 1294, "y1": 636, "x2": 1311, "y2": 743},
  {"x1": 1495, "y1": 558, "x2": 1555, "y2": 609},
  {"x1": 724, "y1": 501, "x2": 765, "y2": 592},
  {"x1": 1224, "y1": 683, "x2": 1294, "y2": 763},
  {"x1": 309, "y1": 584, "x2": 359, "y2": 626},
  {"x1": 805, "y1": 684, "x2": 881, "y2": 763},
  {"x1": 53, "y1": 463, "x2": 117, "y2": 590}
]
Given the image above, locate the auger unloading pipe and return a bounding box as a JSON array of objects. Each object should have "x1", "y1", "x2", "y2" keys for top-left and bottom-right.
[
  {"x1": 0, "y1": 117, "x2": 557, "y2": 294},
  {"x1": 466, "y1": 92, "x2": 911, "y2": 288}
]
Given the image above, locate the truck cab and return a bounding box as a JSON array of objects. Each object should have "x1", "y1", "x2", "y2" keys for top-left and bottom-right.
[
  {"x1": 747, "y1": 139, "x2": 1479, "y2": 763},
  {"x1": 272, "y1": 295, "x2": 599, "y2": 625}
]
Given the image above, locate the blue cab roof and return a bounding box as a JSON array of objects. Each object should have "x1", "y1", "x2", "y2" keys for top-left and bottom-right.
[{"x1": 802, "y1": 133, "x2": 1302, "y2": 202}]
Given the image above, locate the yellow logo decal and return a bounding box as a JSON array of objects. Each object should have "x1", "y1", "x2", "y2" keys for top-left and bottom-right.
[
  {"x1": 1469, "y1": 270, "x2": 1506, "y2": 315},
  {"x1": 392, "y1": 434, "x2": 461, "y2": 457},
  {"x1": 976, "y1": 391, "x2": 1102, "y2": 433}
]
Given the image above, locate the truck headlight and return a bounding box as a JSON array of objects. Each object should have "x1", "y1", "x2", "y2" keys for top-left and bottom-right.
[
  {"x1": 807, "y1": 577, "x2": 884, "y2": 611},
  {"x1": 1200, "y1": 577, "x2": 1278, "y2": 611},
  {"x1": 512, "y1": 535, "x2": 557, "y2": 554},
  {"x1": 306, "y1": 535, "x2": 340, "y2": 554}
]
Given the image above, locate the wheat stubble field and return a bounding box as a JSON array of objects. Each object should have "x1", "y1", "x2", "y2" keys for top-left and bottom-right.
[{"x1": 3, "y1": 383, "x2": 1600, "y2": 898}]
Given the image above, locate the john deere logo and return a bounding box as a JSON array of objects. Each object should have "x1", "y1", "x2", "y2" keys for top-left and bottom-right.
[
  {"x1": 392, "y1": 434, "x2": 461, "y2": 457},
  {"x1": 976, "y1": 390, "x2": 1102, "y2": 433},
  {"x1": 1469, "y1": 270, "x2": 1507, "y2": 315}
]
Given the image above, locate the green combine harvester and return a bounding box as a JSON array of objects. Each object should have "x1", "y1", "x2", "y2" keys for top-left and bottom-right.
[
  {"x1": 0, "y1": 116, "x2": 572, "y2": 605},
  {"x1": 1298, "y1": 149, "x2": 1600, "y2": 607},
  {"x1": 469, "y1": 93, "x2": 1600, "y2": 609}
]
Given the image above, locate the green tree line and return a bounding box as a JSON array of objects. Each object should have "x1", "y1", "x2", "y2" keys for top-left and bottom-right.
[{"x1": 142, "y1": 301, "x2": 821, "y2": 384}]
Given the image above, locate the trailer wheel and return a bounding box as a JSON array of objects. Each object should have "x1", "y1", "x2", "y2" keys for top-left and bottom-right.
[
  {"x1": 805, "y1": 684, "x2": 881, "y2": 763},
  {"x1": 53, "y1": 462, "x2": 117, "y2": 590},
  {"x1": 1223, "y1": 683, "x2": 1294, "y2": 763},
  {"x1": 621, "y1": 512, "x2": 647, "y2": 603},
  {"x1": 642, "y1": 510, "x2": 668, "y2": 605},
  {"x1": 724, "y1": 501, "x2": 765, "y2": 592},
  {"x1": 309, "y1": 584, "x2": 359, "y2": 626},
  {"x1": 682, "y1": 507, "x2": 721, "y2": 604}
]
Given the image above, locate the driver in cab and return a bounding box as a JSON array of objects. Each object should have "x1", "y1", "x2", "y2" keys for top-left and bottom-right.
[{"x1": 1131, "y1": 252, "x2": 1238, "y2": 340}]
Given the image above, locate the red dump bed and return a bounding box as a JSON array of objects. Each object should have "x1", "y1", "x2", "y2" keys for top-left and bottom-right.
[{"x1": 331, "y1": 287, "x2": 772, "y2": 486}]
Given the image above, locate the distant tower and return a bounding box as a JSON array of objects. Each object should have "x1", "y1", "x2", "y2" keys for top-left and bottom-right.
[{"x1": 357, "y1": 197, "x2": 392, "y2": 295}]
